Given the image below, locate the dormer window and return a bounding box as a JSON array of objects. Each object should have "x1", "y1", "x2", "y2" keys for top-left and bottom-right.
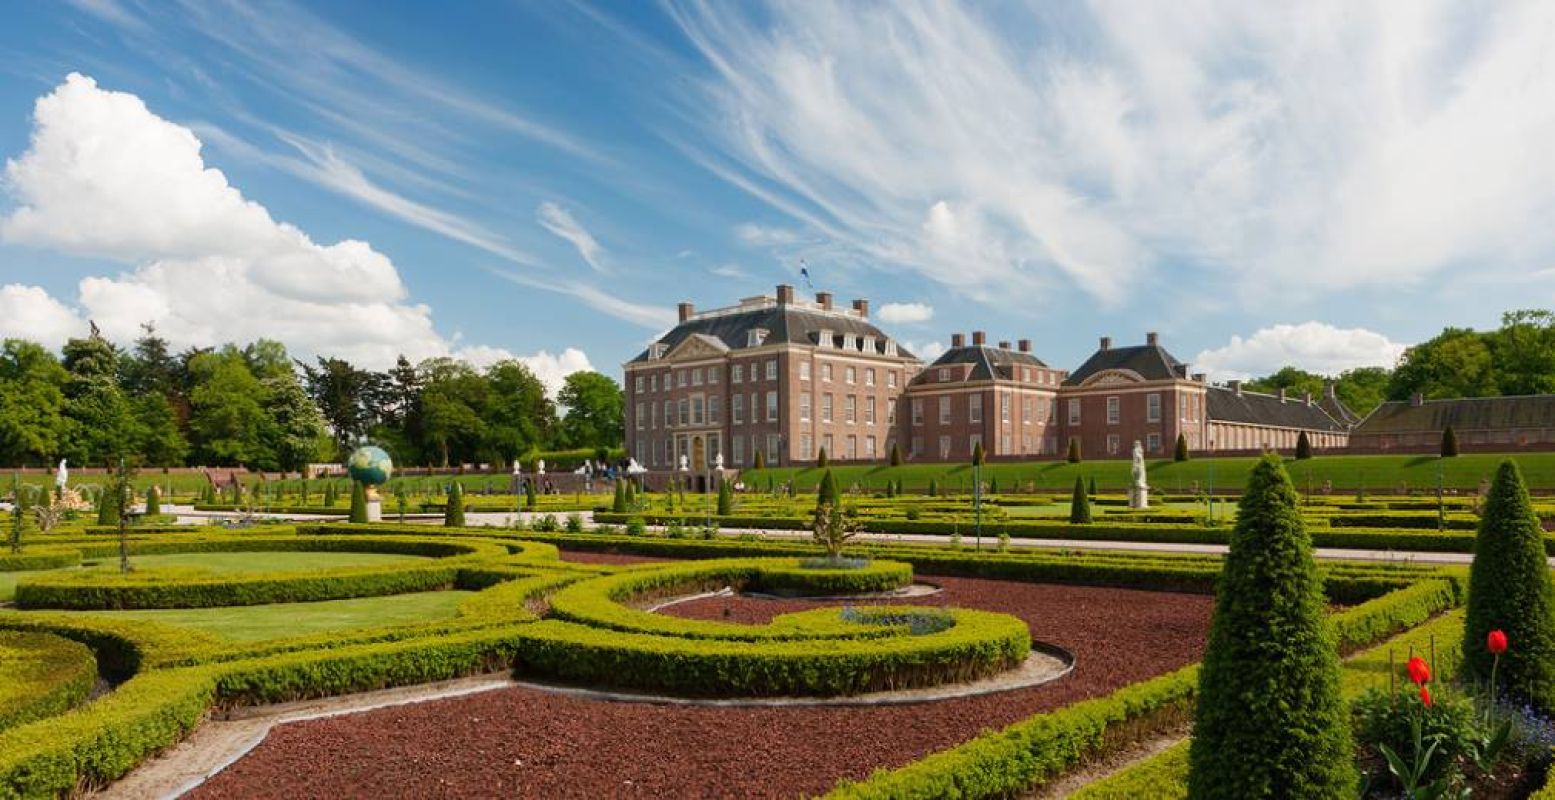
[
  {"x1": 863, "y1": 335, "x2": 876, "y2": 354},
  {"x1": 817, "y1": 329, "x2": 833, "y2": 348},
  {"x1": 747, "y1": 328, "x2": 768, "y2": 347},
  {"x1": 843, "y1": 333, "x2": 857, "y2": 351},
  {"x1": 885, "y1": 339, "x2": 897, "y2": 356},
  {"x1": 650, "y1": 343, "x2": 667, "y2": 360}
]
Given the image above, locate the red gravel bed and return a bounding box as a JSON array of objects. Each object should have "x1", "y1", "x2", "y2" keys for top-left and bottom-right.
[
  {"x1": 556, "y1": 550, "x2": 674, "y2": 566},
  {"x1": 191, "y1": 577, "x2": 1212, "y2": 800}
]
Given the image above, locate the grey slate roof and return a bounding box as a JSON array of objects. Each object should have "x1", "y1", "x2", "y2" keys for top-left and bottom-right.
[
  {"x1": 910, "y1": 345, "x2": 1050, "y2": 385},
  {"x1": 1063, "y1": 344, "x2": 1189, "y2": 386},
  {"x1": 1319, "y1": 392, "x2": 1362, "y2": 427},
  {"x1": 1207, "y1": 386, "x2": 1349, "y2": 432},
  {"x1": 628, "y1": 305, "x2": 912, "y2": 363},
  {"x1": 1353, "y1": 395, "x2": 1555, "y2": 434}
]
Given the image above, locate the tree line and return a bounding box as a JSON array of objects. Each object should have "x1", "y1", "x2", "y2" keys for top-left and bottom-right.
[
  {"x1": 1242, "y1": 309, "x2": 1555, "y2": 417},
  {"x1": 0, "y1": 325, "x2": 623, "y2": 471}
]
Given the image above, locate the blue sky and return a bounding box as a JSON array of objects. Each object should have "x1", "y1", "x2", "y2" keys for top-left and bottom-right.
[{"x1": 2, "y1": 0, "x2": 1553, "y2": 393}]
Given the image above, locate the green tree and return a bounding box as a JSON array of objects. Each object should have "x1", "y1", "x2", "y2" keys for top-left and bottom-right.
[
  {"x1": 817, "y1": 447, "x2": 829, "y2": 468},
  {"x1": 717, "y1": 478, "x2": 733, "y2": 515},
  {"x1": 262, "y1": 374, "x2": 328, "y2": 472},
  {"x1": 612, "y1": 480, "x2": 627, "y2": 513},
  {"x1": 1088, "y1": 475, "x2": 1097, "y2": 496},
  {"x1": 971, "y1": 440, "x2": 985, "y2": 467},
  {"x1": 1387, "y1": 327, "x2": 1498, "y2": 400},
  {"x1": 418, "y1": 358, "x2": 487, "y2": 467},
  {"x1": 144, "y1": 485, "x2": 160, "y2": 516},
  {"x1": 1188, "y1": 456, "x2": 1354, "y2": 798},
  {"x1": 444, "y1": 481, "x2": 465, "y2": 527},
  {"x1": 61, "y1": 334, "x2": 142, "y2": 465},
  {"x1": 1244, "y1": 366, "x2": 1326, "y2": 400},
  {"x1": 1333, "y1": 366, "x2": 1391, "y2": 418},
  {"x1": 816, "y1": 469, "x2": 840, "y2": 509},
  {"x1": 525, "y1": 477, "x2": 537, "y2": 511},
  {"x1": 889, "y1": 442, "x2": 902, "y2": 466},
  {"x1": 1066, "y1": 437, "x2": 1081, "y2": 464},
  {"x1": 556, "y1": 371, "x2": 621, "y2": 451},
  {"x1": 1462, "y1": 460, "x2": 1555, "y2": 710},
  {"x1": 1174, "y1": 432, "x2": 1190, "y2": 462},
  {"x1": 1492, "y1": 309, "x2": 1555, "y2": 396},
  {"x1": 131, "y1": 394, "x2": 188, "y2": 466},
  {"x1": 96, "y1": 482, "x2": 121, "y2": 526},
  {"x1": 486, "y1": 360, "x2": 556, "y2": 466},
  {"x1": 1294, "y1": 431, "x2": 1312, "y2": 460},
  {"x1": 187, "y1": 349, "x2": 270, "y2": 466},
  {"x1": 753, "y1": 451, "x2": 766, "y2": 470},
  {"x1": 301, "y1": 356, "x2": 381, "y2": 459},
  {"x1": 349, "y1": 480, "x2": 367, "y2": 523},
  {"x1": 1068, "y1": 476, "x2": 1091, "y2": 524},
  {"x1": 0, "y1": 340, "x2": 69, "y2": 466},
  {"x1": 1441, "y1": 425, "x2": 1459, "y2": 457}
]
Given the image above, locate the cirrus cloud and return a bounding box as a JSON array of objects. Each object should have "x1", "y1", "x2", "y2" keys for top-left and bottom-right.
[
  {"x1": 1192, "y1": 322, "x2": 1407, "y2": 381},
  {"x1": 876, "y1": 302, "x2": 934, "y2": 324}
]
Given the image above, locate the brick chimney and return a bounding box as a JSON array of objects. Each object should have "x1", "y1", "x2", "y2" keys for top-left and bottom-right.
[
  {"x1": 816, "y1": 292, "x2": 833, "y2": 310},
  {"x1": 1411, "y1": 392, "x2": 1424, "y2": 407},
  {"x1": 851, "y1": 298, "x2": 869, "y2": 318},
  {"x1": 1278, "y1": 387, "x2": 1288, "y2": 403},
  {"x1": 1325, "y1": 381, "x2": 1339, "y2": 400},
  {"x1": 1146, "y1": 331, "x2": 1159, "y2": 346},
  {"x1": 1099, "y1": 336, "x2": 1112, "y2": 351},
  {"x1": 998, "y1": 340, "x2": 1011, "y2": 350},
  {"x1": 951, "y1": 333, "x2": 965, "y2": 348},
  {"x1": 1303, "y1": 391, "x2": 1313, "y2": 406},
  {"x1": 1230, "y1": 379, "x2": 1243, "y2": 396},
  {"x1": 972, "y1": 330, "x2": 987, "y2": 346},
  {"x1": 677, "y1": 302, "x2": 694, "y2": 322},
  {"x1": 775, "y1": 284, "x2": 795, "y2": 305},
  {"x1": 1018, "y1": 339, "x2": 1031, "y2": 353}
]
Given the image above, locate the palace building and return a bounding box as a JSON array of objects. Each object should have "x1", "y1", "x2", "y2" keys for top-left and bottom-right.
[{"x1": 622, "y1": 285, "x2": 1357, "y2": 473}]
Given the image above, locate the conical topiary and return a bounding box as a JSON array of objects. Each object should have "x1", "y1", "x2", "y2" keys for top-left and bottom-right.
[
  {"x1": 1068, "y1": 476, "x2": 1091, "y2": 524},
  {"x1": 890, "y1": 443, "x2": 902, "y2": 466},
  {"x1": 1295, "y1": 431, "x2": 1312, "y2": 460},
  {"x1": 525, "y1": 477, "x2": 537, "y2": 511},
  {"x1": 624, "y1": 480, "x2": 636, "y2": 509},
  {"x1": 1441, "y1": 425, "x2": 1460, "y2": 458},
  {"x1": 1462, "y1": 460, "x2": 1555, "y2": 710},
  {"x1": 1187, "y1": 455, "x2": 1355, "y2": 799},
  {"x1": 753, "y1": 451, "x2": 766, "y2": 470},
  {"x1": 144, "y1": 485, "x2": 160, "y2": 516},
  {"x1": 971, "y1": 440, "x2": 985, "y2": 467},
  {"x1": 97, "y1": 486, "x2": 121, "y2": 526},
  {"x1": 445, "y1": 481, "x2": 466, "y2": 527},
  {"x1": 816, "y1": 469, "x2": 840, "y2": 509},
  {"x1": 612, "y1": 480, "x2": 627, "y2": 513},
  {"x1": 717, "y1": 478, "x2": 733, "y2": 515},
  {"x1": 349, "y1": 480, "x2": 367, "y2": 523},
  {"x1": 1066, "y1": 437, "x2": 1081, "y2": 464},
  {"x1": 1088, "y1": 476, "x2": 1097, "y2": 496},
  {"x1": 927, "y1": 479, "x2": 938, "y2": 497},
  {"x1": 817, "y1": 447, "x2": 829, "y2": 468},
  {"x1": 1175, "y1": 433, "x2": 1190, "y2": 462}
]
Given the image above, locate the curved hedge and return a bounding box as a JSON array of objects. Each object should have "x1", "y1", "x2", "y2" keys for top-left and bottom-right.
[
  {"x1": 14, "y1": 537, "x2": 509, "y2": 610},
  {"x1": 0, "y1": 632, "x2": 97, "y2": 734}
]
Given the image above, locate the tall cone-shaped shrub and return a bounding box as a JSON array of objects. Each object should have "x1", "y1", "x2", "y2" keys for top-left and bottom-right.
[
  {"x1": 612, "y1": 480, "x2": 627, "y2": 513},
  {"x1": 1066, "y1": 437, "x2": 1081, "y2": 463},
  {"x1": 1175, "y1": 433, "x2": 1190, "y2": 462},
  {"x1": 717, "y1": 478, "x2": 733, "y2": 515},
  {"x1": 1295, "y1": 431, "x2": 1312, "y2": 460},
  {"x1": 1188, "y1": 455, "x2": 1354, "y2": 799},
  {"x1": 445, "y1": 481, "x2": 466, "y2": 527},
  {"x1": 817, "y1": 448, "x2": 829, "y2": 468},
  {"x1": 348, "y1": 481, "x2": 367, "y2": 523},
  {"x1": 97, "y1": 486, "x2": 120, "y2": 526},
  {"x1": 525, "y1": 478, "x2": 537, "y2": 511},
  {"x1": 1463, "y1": 459, "x2": 1555, "y2": 710},
  {"x1": 1069, "y1": 477, "x2": 1092, "y2": 524},
  {"x1": 889, "y1": 443, "x2": 902, "y2": 466},
  {"x1": 816, "y1": 469, "x2": 840, "y2": 509},
  {"x1": 1441, "y1": 425, "x2": 1460, "y2": 457},
  {"x1": 144, "y1": 485, "x2": 160, "y2": 516}
]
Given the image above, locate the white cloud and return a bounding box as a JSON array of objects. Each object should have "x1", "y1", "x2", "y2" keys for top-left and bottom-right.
[
  {"x1": 536, "y1": 202, "x2": 606, "y2": 272},
  {"x1": 711, "y1": 263, "x2": 750, "y2": 279},
  {"x1": 734, "y1": 223, "x2": 805, "y2": 247},
  {"x1": 1192, "y1": 322, "x2": 1407, "y2": 380},
  {"x1": 453, "y1": 344, "x2": 595, "y2": 399},
  {"x1": 672, "y1": 1, "x2": 1555, "y2": 307},
  {"x1": 876, "y1": 302, "x2": 934, "y2": 324},
  {"x1": 904, "y1": 340, "x2": 946, "y2": 361},
  {"x1": 488, "y1": 268, "x2": 674, "y2": 330},
  {"x1": 0, "y1": 284, "x2": 84, "y2": 349},
  {"x1": 0, "y1": 73, "x2": 590, "y2": 375}
]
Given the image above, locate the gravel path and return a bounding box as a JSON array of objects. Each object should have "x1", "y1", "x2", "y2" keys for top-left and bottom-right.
[{"x1": 190, "y1": 576, "x2": 1212, "y2": 799}]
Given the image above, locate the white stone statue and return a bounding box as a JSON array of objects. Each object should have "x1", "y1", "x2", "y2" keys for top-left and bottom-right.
[
  {"x1": 626, "y1": 459, "x2": 647, "y2": 475},
  {"x1": 536, "y1": 459, "x2": 546, "y2": 476},
  {"x1": 1128, "y1": 440, "x2": 1149, "y2": 509},
  {"x1": 55, "y1": 458, "x2": 68, "y2": 490},
  {"x1": 678, "y1": 453, "x2": 689, "y2": 472}
]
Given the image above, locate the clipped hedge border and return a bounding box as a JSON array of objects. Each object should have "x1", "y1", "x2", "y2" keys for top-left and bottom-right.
[
  {"x1": 0, "y1": 632, "x2": 97, "y2": 734},
  {"x1": 0, "y1": 550, "x2": 81, "y2": 572},
  {"x1": 14, "y1": 536, "x2": 508, "y2": 610}
]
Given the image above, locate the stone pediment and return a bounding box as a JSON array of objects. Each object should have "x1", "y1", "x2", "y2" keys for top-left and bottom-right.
[
  {"x1": 665, "y1": 333, "x2": 730, "y2": 361},
  {"x1": 1079, "y1": 369, "x2": 1146, "y2": 387}
]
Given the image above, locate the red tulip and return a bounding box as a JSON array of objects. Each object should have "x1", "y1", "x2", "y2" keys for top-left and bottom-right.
[
  {"x1": 1407, "y1": 656, "x2": 1431, "y2": 686},
  {"x1": 1488, "y1": 630, "x2": 1508, "y2": 655},
  {"x1": 1419, "y1": 685, "x2": 1432, "y2": 707}
]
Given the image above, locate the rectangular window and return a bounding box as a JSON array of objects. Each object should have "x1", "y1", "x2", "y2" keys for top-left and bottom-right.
[
  {"x1": 733, "y1": 365, "x2": 743, "y2": 383},
  {"x1": 939, "y1": 436, "x2": 952, "y2": 459},
  {"x1": 1023, "y1": 396, "x2": 1033, "y2": 424},
  {"x1": 664, "y1": 401, "x2": 673, "y2": 427},
  {"x1": 1002, "y1": 433, "x2": 1011, "y2": 453},
  {"x1": 822, "y1": 363, "x2": 833, "y2": 381},
  {"x1": 823, "y1": 434, "x2": 834, "y2": 459},
  {"x1": 912, "y1": 399, "x2": 923, "y2": 425},
  {"x1": 750, "y1": 393, "x2": 758, "y2": 424},
  {"x1": 800, "y1": 362, "x2": 811, "y2": 380},
  {"x1": 845, "y1": 366, "x2": 856, "y2": 384},
  {"x1": 709, "y1": 395, "x2": 721, "y2": 424},
  {"x1": 677, "y1": 370, "x2": 687, "y2": 388},
  {"x1": 865, "y1": 397, "x2": 875, "y2": 425},
  {"x1": 1022, "y1": 434, "x2": 1033, "y2": 454},
  {"x1": 1068, "y1": 398, "x2": 1081, "y2": 425},
  {"x1": 845, "y1": 395, "x2": 857, "y2": 424},
  {"x1": 864, "y1": 436, "x2": 876, "y2": 459},
  {"x1": 732, "y1": 435, "x2": 744, "y2": 465},
  {"x1": 677, "y1": 399, "x2": 688, "y2": 426},
  {"x1": 800, "y1": 434, "x2": 813, "y2": 461},
  {"x1": 822, "y1": 394, "x2": 834, "y2": 423},
  {"x1": 635, "y1": 402, "x2": 645, "y2": 430},
  {"x1": 1147, "y1": 393, "x2": 1161, "y2": 423},
  {"x1": 766, "y1": 434, "x2": 779, "y2": 461},
  {"x1": 912, "y1": 436, "x2": 923, "y2": 456},
  {"x1": 846, "y1": 435, "x2": 858, "y2": 459},
  {"x1": 650, "y1": 401, "x2": 658, "y2": 430},
  {"x1": 887, "y1": 371, "x2": 897, "y2": 388},
  {"x1": 1107, "y1": 396, "x2": 1120, "y2": 425},
  {"x1": 694, "y1": 369, "x2": 705, "y2": 386},
  {"x1": 766, "y1": 360, "x2": 777, "y2": 381},
  {"x1": 865, "y1": 368, "x2": 875, "y2": 386},
  {"x1": 1000, "y1": 393, "x2": 1010, "y2": 422},
  {"x1": 887, "y1": 398, "x2": 897, "y2": 424},
  {"x1": 650, "y1": 373, "x2": 658, "y2": 392},
  {"x1": 939, "y1": 396, "x2": 951, "y2": 424},
  {"x1": 1107, "y1": 434, "x2": 1121, "y2": 455},
  {"x1": 732, "y1": 397, "x2": 744, "y2": 424},
  {"x1": 938, "y1": 368, "x2": 951, "y2": 382},
  {"x1": 800, "y1": 393, "x2": 812, "y2": 421},
  {"x1": 970, "y1": 394, "x2": 983, "y2": 423},
  {"x1": 653, "y1": 438, "x2": 661, "y2": 466},
  {"x1": 970, "y1": 433, "x2": 982, "y2": 455},
  {"x1": 1147, "y1": 432, "x2": 1161, "y2": 453},
  {"x1": 634, "y1": 376, "x2": 644, "y2": 393},
  {"x1": 766, "y1": 391, "x2": 778, "y2": 422},
  {"x1": 708, "y1": 366, "x2": 720, "y2": 384},
  {"x1": 691, "y1": 396, "x2": 704, "y2": 425}
]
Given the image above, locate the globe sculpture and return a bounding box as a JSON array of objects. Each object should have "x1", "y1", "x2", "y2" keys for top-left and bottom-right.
[{"x1": 347, "y1": 445, "x2": 393, "y2": 487}]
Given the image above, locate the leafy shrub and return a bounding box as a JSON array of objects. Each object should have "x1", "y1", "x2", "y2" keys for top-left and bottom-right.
[
  {"x1": 1353, "y1": 687, "x2": 1480, "y2": 790},
  {"x1": 1069, "y1": 477, "x2": 1092, "y2": 524},
  {"x1": 532, "y1": 513, "x2": 559, "y2": 532},
  {"x1": 564, "y1": 513, "x2": 585, "y2": 534},
  {"x1": 625, "y1": 517, "x2": 646, "y2": 536},
  {"x1": 444, "y1": 481, "x2": 465, "y2": 527}
]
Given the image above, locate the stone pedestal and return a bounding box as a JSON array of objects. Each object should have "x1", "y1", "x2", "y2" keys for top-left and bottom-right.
[
  {"x1": 366, "y1": 499, "x2": 383, "y2": 522},
  {"x1": 1129, "y1": 485, "x2": 1149, "y2": 510}
]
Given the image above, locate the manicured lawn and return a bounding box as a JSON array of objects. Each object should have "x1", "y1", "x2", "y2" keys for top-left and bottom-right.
[
  {"x1": 55, "y1": 590, "x2": 473, "y2": 640},
  {"x1": 743, "y1": 452, "x2": 1555, "y2": 493}
]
